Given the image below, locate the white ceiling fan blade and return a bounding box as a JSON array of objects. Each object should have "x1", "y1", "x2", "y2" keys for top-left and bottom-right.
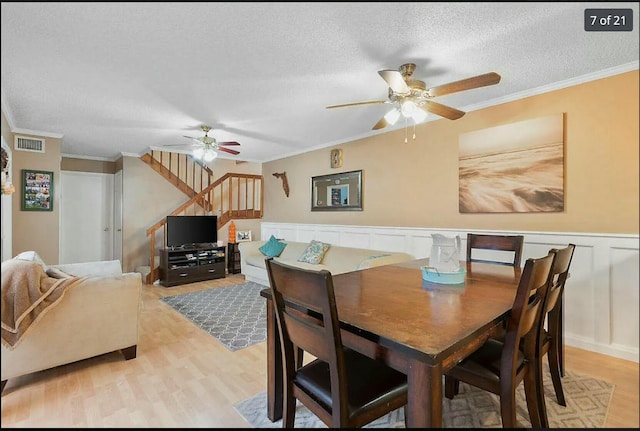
[{"x1": 378, "y1": 70, "x2": 410, "y2": 94}]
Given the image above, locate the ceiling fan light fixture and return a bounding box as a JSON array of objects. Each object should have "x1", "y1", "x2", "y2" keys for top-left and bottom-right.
[
  {"x1": 203, "y1": 147, "x2": 217, "y2": 162},
  {"x1": 193, "y1": 147, "x2": 205, "y2": 159},
  {"x1": 412, "y1": 107, "x2": 428, "y2": 123},
  {"x1": 384, "y1": 108, "x2": 401, "y2": 125},
  {"x1": 400, "y1": 100, "x2": 418, "y2": 118}
]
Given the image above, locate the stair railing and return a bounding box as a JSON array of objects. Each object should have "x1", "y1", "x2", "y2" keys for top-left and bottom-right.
[
  {"x1": 145, "y1": 172, "x2": 263, "y2": 283},
  {"x1": 141, "y1": 150, "x2": 215, "y2": 211}
]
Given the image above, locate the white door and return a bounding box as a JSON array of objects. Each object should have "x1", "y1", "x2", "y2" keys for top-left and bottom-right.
[
  {"x1": 113, "y1": 170, "x2": 123, "y2": 264},
  {"x1": 60, "y1": 171, "x2": 114, "y2": 264}
]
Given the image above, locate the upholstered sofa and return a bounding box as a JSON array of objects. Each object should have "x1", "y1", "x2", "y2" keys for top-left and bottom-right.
[
  {"x1": 238, "y1": 239, "x2": 415, "y2": 286},
  {"x1": 1, "y1": 258, "x2": 142, "y2": 393}
]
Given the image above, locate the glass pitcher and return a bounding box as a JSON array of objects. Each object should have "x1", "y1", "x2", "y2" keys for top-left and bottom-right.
[{"x1": 430, "y1": 234, "x2": 462, "y2": 273}]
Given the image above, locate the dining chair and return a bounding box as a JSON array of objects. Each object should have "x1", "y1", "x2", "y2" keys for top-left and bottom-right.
[
  {"x1": 265, "y1": 257, "x2": 408, "y2": 428},
  {"x1": 444, "y1": 251, "x2": 556, "y2": 428},
  {"x1": 533, "y1": 243, "x2": 576, "y2": 426},
  {"x1": 466, "y1": 233, "x2": 525, "y2": 267}
]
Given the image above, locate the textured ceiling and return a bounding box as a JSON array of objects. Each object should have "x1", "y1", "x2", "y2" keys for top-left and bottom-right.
[{"x1": 1, "y1": 2, "x2": 638, "y2": 163}]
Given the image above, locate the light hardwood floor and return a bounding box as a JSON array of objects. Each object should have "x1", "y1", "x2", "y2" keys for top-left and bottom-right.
[{"x1": 2, "y1": 275, "x2": 638, "y2": 428}]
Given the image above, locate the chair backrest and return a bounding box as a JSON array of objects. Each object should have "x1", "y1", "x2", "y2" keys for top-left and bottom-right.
[
  {"x1": 502, "y1": 252, "x2": 555, "y2": 369},
  {"x1": 466, "y1": 233, "x2": 524, "y2": 267},
  {"x1": 543, "y1": 244, "x2": 575, "y2": 317},
  {"x1": 265, "y1": 257, "x2": 348, "y2": 418}
]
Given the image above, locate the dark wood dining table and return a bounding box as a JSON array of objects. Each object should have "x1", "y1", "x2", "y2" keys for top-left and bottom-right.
[{"x1": 259, "y1": 258, "x2": 522, "y2": 428}]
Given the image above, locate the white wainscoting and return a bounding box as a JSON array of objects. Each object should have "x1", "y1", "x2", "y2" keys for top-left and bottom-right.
[{"x1": 260, "y1": 222, "x2": 639, "y2": 363}]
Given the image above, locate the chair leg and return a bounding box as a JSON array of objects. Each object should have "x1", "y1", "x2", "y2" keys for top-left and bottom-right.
[
  {"x1": 1, "y1": 380, "x2": 6, "y2": 394},
  {"x1": 547, "y1": 340, "x2": 566, "y2": 406},
  {"x1": 558, "y1": 300, "x2": 565, "y2": 377},
  {"x1": 524, "y1": 358, "x2": 548, "y2": 428},
  {"x1": 444, "y1": 376, "x2": 459, "y2": 399},
  {"x1": 283, "y1": 387, "x2": 296, "y2": 428},
  {"x1": 547, "y1": 310, "x2": 566, "y2": 406},
  {"x1": 500, "y1": 386, "x2": 518, "y2": 428}
]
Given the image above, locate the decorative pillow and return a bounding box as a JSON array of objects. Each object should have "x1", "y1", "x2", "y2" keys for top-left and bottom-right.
[
  {"x1": 14, "y1": 251, "x2": 48, "y2": 271},
  {"x1": 259, "y1": 235, "x2": 287, "y2": 258},
  {"x1": 297, "y1": 240, "x2": 331, "y2": 264}
]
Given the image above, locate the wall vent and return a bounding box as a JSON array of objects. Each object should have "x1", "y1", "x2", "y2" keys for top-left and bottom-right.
[{"x1": 14, "y1": 136, "x2": 46, "y2": 153}]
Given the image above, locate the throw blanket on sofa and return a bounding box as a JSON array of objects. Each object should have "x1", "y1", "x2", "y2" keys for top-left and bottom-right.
[{"x1": 1, "y1": 259, "x2": 85, "y2": 350}]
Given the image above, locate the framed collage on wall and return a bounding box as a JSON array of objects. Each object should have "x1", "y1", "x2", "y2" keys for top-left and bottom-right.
[{"x1": 21, "y1": 169, "x2": 53, "y2": 211}]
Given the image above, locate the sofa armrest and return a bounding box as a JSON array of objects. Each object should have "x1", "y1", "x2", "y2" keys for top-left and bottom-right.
[
  {"x1": 238, "y1": 241, "x2": 267, "y2": 264},
  {"x1": 238, "y1": 241, "x2": 266, "y2": 256},
  {"x1": 1, "y1": 272, "x2": 142, "y2": 382}
]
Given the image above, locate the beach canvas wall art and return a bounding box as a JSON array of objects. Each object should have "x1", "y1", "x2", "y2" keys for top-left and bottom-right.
[{"x1": 459, "y1": 114, "x2": 564, "y2": 213}]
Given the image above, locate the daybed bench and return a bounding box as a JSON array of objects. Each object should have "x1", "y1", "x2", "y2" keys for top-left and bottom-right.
[{"x1": 238, "y1": 238, "x2": 415, "y2": 286}]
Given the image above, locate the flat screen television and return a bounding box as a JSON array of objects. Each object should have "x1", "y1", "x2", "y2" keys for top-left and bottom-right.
[{"x1": 166, "y1": 215, "x2": 218, "y2": 248}]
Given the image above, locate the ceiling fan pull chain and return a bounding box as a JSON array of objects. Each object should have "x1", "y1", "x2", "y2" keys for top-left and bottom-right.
[
  {"x1": 404, "y1": 118, "x2": 408, "y2": 144},
  {"x1": 413, "y1": 122, "x2": 416, "y2": 140}
]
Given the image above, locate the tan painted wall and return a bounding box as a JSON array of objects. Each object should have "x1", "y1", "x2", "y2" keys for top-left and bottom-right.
[
  {"x1": 60, "y1": 157, "x2": 116, "y2": 174},
  {"x1": 263, "y1": 70, "x2": 639, "y2": 234},
  {"x1": 9, "y1": 132, "x2": 62, "y2": 264}
]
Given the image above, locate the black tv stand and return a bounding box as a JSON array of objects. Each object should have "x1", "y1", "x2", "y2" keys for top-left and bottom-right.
[{"x1": 159, "y1": 244, "x2": 226, "y2": 287}]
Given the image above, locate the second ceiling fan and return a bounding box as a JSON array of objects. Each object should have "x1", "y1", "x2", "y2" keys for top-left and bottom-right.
[
  {"x1": 326, "y1": 63, "x2": 501, "y2": 130},
  {"x1": 165, "y1": 125, "x2": 241, "y2": 162}
]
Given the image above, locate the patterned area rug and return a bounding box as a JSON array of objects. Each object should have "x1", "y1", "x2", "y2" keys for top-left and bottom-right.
[
  {"x1": 234, "y1": 367, "x2": 614, "y2": 428},
  {"x1": 161, "y1": 281, "x2": 266, "y2": 351}
]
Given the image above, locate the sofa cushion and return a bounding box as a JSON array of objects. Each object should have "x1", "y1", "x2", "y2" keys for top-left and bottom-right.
[
  {"x1": 297, "y1": 240, "x2": 331, "y2": 264},
  {"x1": 259, "y1": 235, "x2": 287, "y2": 258}
]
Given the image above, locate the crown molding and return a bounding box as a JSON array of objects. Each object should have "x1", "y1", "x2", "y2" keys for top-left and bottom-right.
[
  {"x1": 462, "y1": 61, "x2": 640, "y2": 113},
  {"x1": 1, "y1": 88, "x2": 16, "y2": 130},
  {"x1": 61, "y1": 153, "x2": 117, "y2": 162},
  {"x1": 13, "y1": 127, "x2": 64, "y2": 139}
]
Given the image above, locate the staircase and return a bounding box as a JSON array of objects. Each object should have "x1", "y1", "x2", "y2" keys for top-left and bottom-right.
[{"x1": 141, "y1": 150, "x2": 263, "y2": 283}]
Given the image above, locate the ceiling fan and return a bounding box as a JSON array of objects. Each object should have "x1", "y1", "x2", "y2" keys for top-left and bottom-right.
[
  {"x1": 326, "y1": 63, "x2": 501, "y2": 131},
  {"x1": 164, "y1": 125, "x2": 241, "y2": 162}
]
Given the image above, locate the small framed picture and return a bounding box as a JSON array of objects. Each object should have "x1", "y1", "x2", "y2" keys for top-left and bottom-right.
[{"x1": 236, "y1": 230, "x2": 252, "y2": 242}]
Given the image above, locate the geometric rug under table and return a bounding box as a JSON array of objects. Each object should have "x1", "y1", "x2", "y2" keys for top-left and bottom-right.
[
  {"x1": 161, "y1": 281, "x2": 266, "y2": 352},
  {"x1": 234, "y1": 366, "x2": 614, "y2": 428}
]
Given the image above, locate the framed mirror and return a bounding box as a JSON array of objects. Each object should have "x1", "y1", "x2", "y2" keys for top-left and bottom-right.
[{"x1": 311, "y1": 170, "x2": 362, "y2": 211}]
